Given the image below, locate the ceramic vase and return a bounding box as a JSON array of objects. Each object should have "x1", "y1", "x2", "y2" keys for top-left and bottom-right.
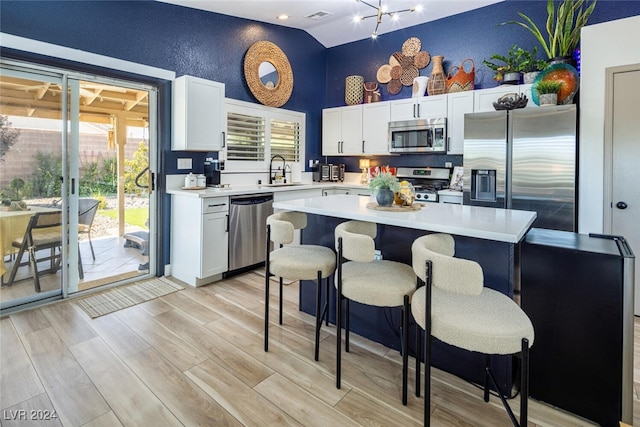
[
  {"x1": 412, "y1": 76, "x2": 429, "y2": 98},
  {"x1": 502, "y1": 72, "x2": 520, "y2": 85},
  {"x1": 427, "y1": 56, "x2": 446, "y2": 96},
  {"x1": 376, "y1": 188, "x2": 394, "y2": 207},
  {"x1": 523, "y1": 71, "x2": 540, "y2": 84},
  {"x1": 345, "y1": 75, "x2": 364, "y2": 105},
  {"x1": 539, "y1": 93, "x2": 558, "y2": 106}
]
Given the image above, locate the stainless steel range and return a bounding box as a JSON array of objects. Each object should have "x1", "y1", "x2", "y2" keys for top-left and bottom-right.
[{"x1": 396, "y1": 167, "x2": 451, "y2": 203}]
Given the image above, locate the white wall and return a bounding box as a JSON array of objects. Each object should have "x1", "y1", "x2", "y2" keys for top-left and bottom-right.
[{"x1": 579, "y1": 16, "x2": 640, "y2": 234}]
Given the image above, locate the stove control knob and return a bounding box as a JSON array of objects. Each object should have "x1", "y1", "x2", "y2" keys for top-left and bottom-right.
[{"x1": 416, "y1": 194, "x2": 422, "y2": 200}]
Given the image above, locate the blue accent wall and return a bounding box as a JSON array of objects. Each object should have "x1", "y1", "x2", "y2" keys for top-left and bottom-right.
[{"x1": 1, "y1": 0, "x2": 639, "y2": 272}]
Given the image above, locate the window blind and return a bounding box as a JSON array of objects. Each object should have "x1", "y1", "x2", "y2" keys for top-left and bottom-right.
[
  {"x1": 270, "y1": 119, "x2": 300, "y2": 162},
  {"x1": 226, "y1": 112, "x2": 265, "y2": 161}
]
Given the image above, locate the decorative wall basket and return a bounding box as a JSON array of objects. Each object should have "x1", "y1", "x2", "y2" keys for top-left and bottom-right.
[
  {"x1": 446, "y1": 58, "x2": 475, "y2": 93},
  {"x1": 243, "y1": 41, "x2": 293, "y2": 107},
  {"x1": 376, "y1": 37, "x2": 431, "y2": 96},
  {"x1": 427, "y1": 55, "x2": 447, "y2": 96},
  {"x1": 345, "y1": 75, "x2": 364, "y2": 105}
]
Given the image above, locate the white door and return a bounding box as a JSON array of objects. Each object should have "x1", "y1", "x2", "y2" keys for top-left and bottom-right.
[{"x1": 607, "y1": 66, "x2": 640, "y2": 314}]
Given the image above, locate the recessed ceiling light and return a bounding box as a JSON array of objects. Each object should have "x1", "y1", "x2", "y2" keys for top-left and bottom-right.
[{"x1": 277, "y1": 14, "x2": 289, "y2": 20}]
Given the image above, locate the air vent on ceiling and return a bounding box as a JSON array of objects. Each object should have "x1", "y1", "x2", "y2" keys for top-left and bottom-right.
[{"x1": 305, "y1": 10, "x2": 334, "y2": 20}]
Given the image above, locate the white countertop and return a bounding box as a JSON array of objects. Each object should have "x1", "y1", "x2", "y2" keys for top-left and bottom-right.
[
  {"x1": 273, "y1": 195, "x2": 536, "y2": 243},
  {"x1": 166, "y1": 182, "x2": 363, "y2": 198}
]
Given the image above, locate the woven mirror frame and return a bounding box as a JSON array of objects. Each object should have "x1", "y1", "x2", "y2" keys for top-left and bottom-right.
[{"x1": 243, "y1": 41, "x2": 293, "y2": 107}]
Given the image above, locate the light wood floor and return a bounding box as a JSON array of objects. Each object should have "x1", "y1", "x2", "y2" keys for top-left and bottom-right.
[
  {"x1": 1, "y1": 270, "x2": 637, "y2": 426},
  {"x1": 1, "y1": 236, "x2": 147, "y2": 304}
]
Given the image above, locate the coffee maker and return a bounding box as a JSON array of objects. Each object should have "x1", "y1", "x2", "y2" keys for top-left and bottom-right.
[{"x1": 203, "y1": 157, "x2": 224, "y2": 187}]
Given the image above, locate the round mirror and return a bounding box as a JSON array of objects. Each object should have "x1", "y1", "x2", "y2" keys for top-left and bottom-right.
[
  {"x1": 244, "y1": 41, "x2": 293, "y2": 107},
  {"x1": 258, "y1": 61, "x2": 278, "y2": 89}
]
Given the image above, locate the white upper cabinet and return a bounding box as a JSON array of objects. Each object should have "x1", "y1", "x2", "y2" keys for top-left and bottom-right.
[
  {"x1": 446, "y1": 91, "x2": 474, "y2": 155},
  {"x1": 390, "y1": 94, "x2": 447, "y2": 121},
  {"x1": 172, "y1": 75, "x2": 225, "y2": 151},
  {"x1": 473, "y1": 84, "x2": 535, "y2": 112},
  {"x1": 362, "y1": 102, "x2": 391, "y2": 155},
  {"x1": 323, "y1": 102, "x2": 391, "y2": 156},
  {"x1": 322, "y1": 105, "x2": 363, "y2": 155}
]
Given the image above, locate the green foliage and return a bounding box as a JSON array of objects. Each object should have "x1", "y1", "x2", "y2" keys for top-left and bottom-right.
[
  {"x1": 369, "y1": 171, "x2": 400, "y2": 193},
  {"x1": 100, "y1": 207, "x2": 149, "y2": 229},
  {"x1": 500, "y1": 0, "x2": 597, "y2": 59},
  {"x1": 79, "y1": 155, "x2": 118, "y2": 196},
  {"x1": 534, "y1": 80, "x2": 564, "y2": 94},
  {"x1": 483, "y1": 45, "x2": 549, "y2": 81},
  {"x1": 516, "y1": 46, "x2": 549, "y2": 73},
  {"x1": 32, "y1": 151, "x2": 62, "y2": 198},
  {"x1": 124, "y1": 141, "x2": 149, "y2": 196},
  {"x1": 0, "y1": 115, "x2": 21, "y2": 159}
]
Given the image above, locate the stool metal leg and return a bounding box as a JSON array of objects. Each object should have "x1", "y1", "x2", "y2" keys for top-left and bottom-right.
[
  {"x1": 336, "y1": 237, "x2": 343, "y2": 389},
  {"x1": 521, "y1": 338, "x2": 529, "y2": 427},
  {"x1": 325, "y1": 275, "x2": 330, "y2": 326},
  {"x1": 279, "y1": 277, "x2": 284, "y2": 325},
  {"x1": 415, "y1": 327, "x2": 421, "y2": 397},
  {"x1": 402, "y1": 294, "x2": 409, "y2": 405},
  {"x1": 424, "y1": 261, "x2": 432, "y2": 427},
  {"x1": 345, "y1": 299, "x2": 350, "y2": 352},
  {"x1": 264, "y1": 264, "x2": 270, "y2": 352},
  {"x1": 264, "y1": 225, "x2": 271, "y2": 353},
  {"x1": 314, "y1": 270, "x2": 322, "y2": 361},
  {"x1": 484, "y1": 354, "x2": 491, "y2": 402}
]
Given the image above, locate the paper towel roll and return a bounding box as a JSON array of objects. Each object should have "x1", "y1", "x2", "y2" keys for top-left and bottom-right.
[{"x1": 291, "y1": 163, "x2": 302, "y2": 183}]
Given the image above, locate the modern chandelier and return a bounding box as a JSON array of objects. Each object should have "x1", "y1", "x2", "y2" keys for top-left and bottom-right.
[{"x1": 353, "y1": 0, "x2": 423, "y2": 39}]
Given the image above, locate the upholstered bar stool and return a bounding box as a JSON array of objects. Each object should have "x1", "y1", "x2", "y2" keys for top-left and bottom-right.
[
  {"x1": 265, "y1": 211, "x2": 336, "y2": 361},
  {"x1": 334, "y1": 220, "x2": 417, "y2": 404},
  {"x1": 408, "y1": 233, "x2": 535, "y2": 426}
]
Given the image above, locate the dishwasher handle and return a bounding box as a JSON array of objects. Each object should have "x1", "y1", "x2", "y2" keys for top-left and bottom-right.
[{"x1": 230, "y1": 194, "x2": 274, "y2": 205}]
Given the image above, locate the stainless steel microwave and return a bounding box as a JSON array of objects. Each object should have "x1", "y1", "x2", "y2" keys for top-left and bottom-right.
[{"x1": 388, "y1": 117, "x2": 447, "y2": 153}]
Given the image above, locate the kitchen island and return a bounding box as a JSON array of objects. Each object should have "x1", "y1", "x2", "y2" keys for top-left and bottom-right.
[
  {"x1": 273, "y1": 194, "x2": 536, "y2": 393},
  {"x1": 273, "y1": 194, "x2": 536, "y2": 243}
]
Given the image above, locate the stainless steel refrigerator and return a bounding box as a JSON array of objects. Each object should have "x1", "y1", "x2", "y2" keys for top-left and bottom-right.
[{"x1": 463, "y1": 105, "x2": 577, "y2": 231}]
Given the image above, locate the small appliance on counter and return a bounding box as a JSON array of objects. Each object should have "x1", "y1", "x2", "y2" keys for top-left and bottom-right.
[
  {"x1": 204, "y1": 157, "x2": 224, "y2": 187},
  {"x1": 313, "y1": 163, "x2": 345, "y2": 182},
  {"x1": 331, "y1": 164, "x2": 345, "y2": 182},
  {"x1": 312, "y1": 163, "x2": 331, "y2": 182}
]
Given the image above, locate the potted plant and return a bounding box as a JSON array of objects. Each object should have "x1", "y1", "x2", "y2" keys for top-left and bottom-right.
[
  {"x1": 369, "y1": 171, "x2": 400, "y2": 207},
  {"x1": 483, "y1": 44, "x2": 525, "y2": 84},
  {"x1": 534, "y1": 80, "x2": 564, "y2": 106},
  {"x1": 516, "y1": 46, "x2": 549, "y2": 83},
  {"x1": 501, "y1": 0, "x2": 597, "y2": 62}
]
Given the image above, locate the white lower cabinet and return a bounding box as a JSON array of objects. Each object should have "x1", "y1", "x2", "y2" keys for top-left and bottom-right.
[{"x1": 171, "y1": 195, "x2": 229, "y2": 286}]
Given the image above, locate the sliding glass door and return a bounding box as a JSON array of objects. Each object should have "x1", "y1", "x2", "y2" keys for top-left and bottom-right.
[
  {"x1": 0, "y1": 67, "x2": 65, "y2": 308},
  {"x1": 0, "y1": 60, "x2": 157, "y2": 311}
]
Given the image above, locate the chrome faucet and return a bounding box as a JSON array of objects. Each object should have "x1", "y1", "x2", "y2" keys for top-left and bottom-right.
[{"x1": 269, "y1": 155, "x2": 286, "y2": 184}]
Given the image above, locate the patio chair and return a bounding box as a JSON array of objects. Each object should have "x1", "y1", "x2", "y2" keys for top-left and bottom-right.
[
  {"x1": 7, "y1": 210, "x2": 63, "y2": 292},
  {"x1": 78, "y1": 198, "x2": 99, "y2": 260}
]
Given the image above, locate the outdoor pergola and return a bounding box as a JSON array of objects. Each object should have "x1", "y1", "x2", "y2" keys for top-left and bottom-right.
[{"x1": 0, "y1": 75, "x2": 150, "y2": 235}]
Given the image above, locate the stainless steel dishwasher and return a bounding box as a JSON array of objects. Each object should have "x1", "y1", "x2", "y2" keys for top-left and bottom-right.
[{"x1": 228, "y1": 193, "x2": 274, "y2": 272}]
